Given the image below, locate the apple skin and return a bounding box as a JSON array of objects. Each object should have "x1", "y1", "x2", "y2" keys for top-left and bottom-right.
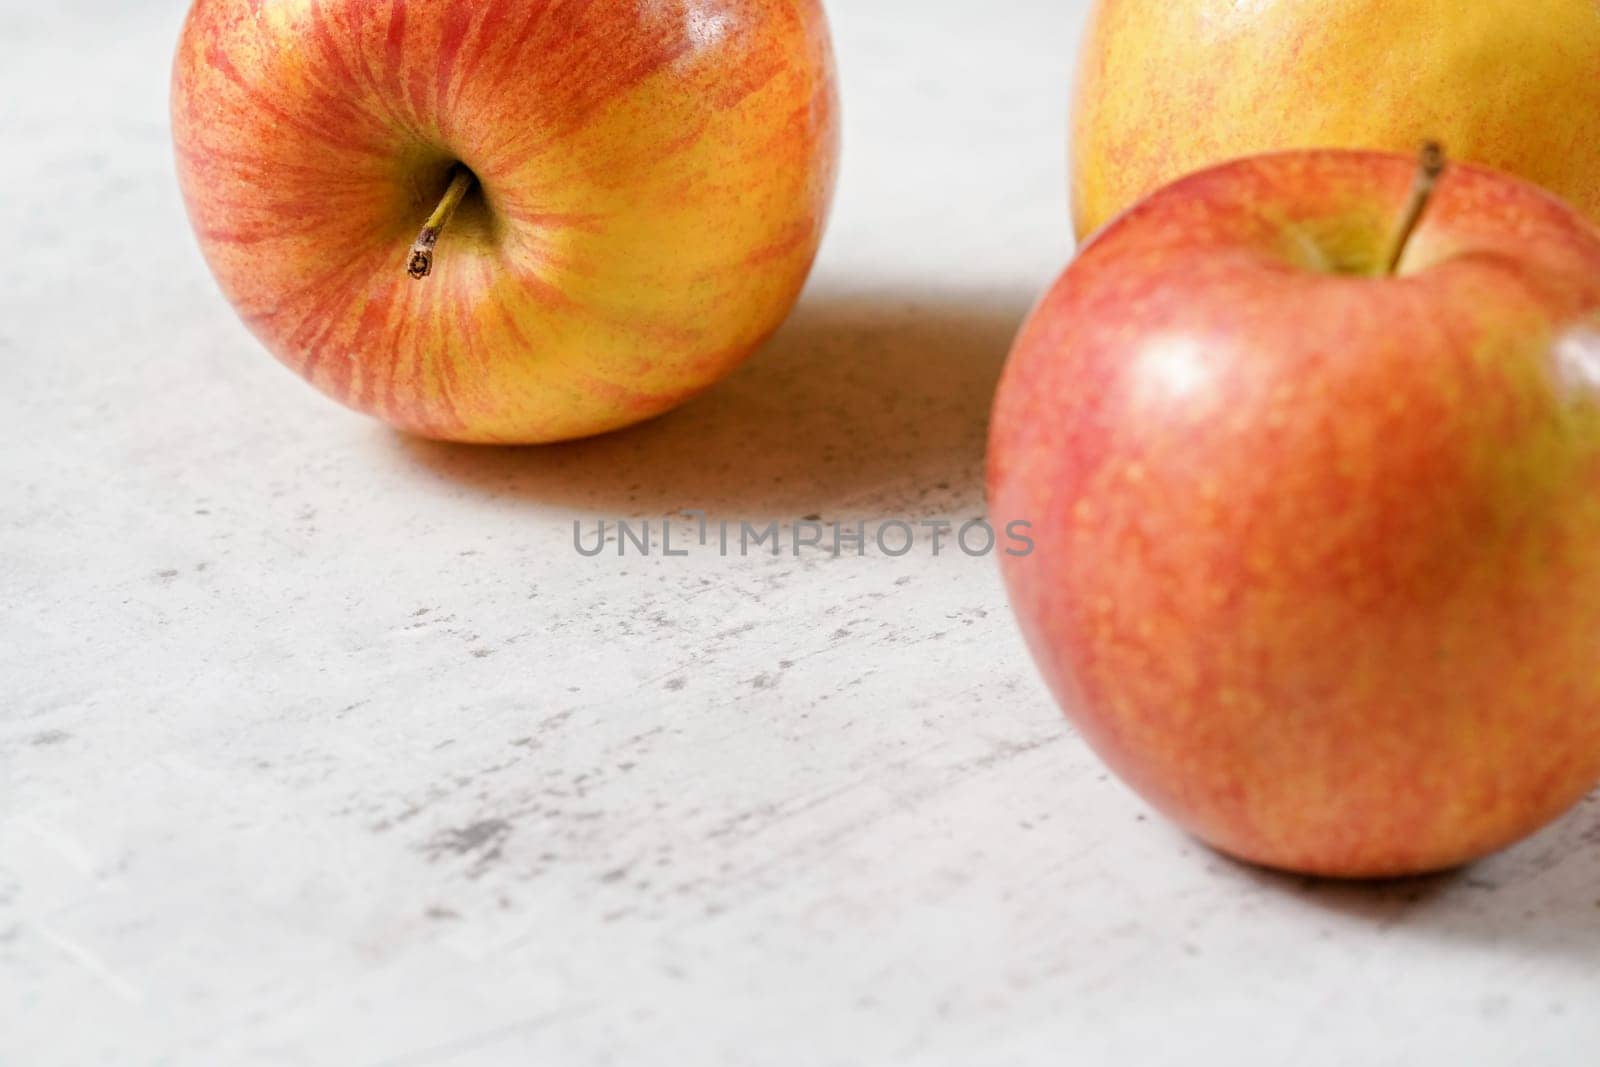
[
  {"x1": 989, "y1": 149, "x2": 1600, "y2": 878},
  {"x1": 173, "y1": 0, "x2": 838, "y2": 443},
  {"x1": 1071, "y1": 0, "x2": 1600, "y2": 240}
]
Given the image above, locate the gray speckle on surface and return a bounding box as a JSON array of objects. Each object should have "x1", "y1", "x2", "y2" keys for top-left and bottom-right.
[{"x1": 425, "y1": 820, "x2": 515, "y2": 861}]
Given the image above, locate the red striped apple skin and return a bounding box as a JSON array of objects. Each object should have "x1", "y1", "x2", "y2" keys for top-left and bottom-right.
[
  {"x1": 173, "y1": 0, "x2": 838, "y2": 443},
  {"x1": 989, "y1": 150, "x2": 1600, "y2": 878}
]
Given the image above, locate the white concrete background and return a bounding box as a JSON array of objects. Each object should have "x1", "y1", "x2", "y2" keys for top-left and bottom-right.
[{"x1": 3, "y1": 1, "x2": 1598, "y2": 1064}]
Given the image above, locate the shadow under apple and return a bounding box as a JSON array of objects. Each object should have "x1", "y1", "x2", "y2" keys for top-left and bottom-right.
[
  {"x1": 1224, "y1": 792, "x2": 1600, "y2": 964},
  {"x1": 390, "y1": 284, "x2": 1032, "y2": 520}
]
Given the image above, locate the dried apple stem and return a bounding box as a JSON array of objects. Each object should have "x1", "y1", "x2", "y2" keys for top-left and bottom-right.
[
  {"x1": 407, "y1": 168, "x2": 476, "y2": 280},
  {"x1": 1384, "y1": 142, "x2": 1447, "y2": 276}
]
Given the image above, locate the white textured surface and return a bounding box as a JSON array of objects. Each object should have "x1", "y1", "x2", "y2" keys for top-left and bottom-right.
[{"x1": 4, "y1": 2, "x2": 1599, "y2": 1064}]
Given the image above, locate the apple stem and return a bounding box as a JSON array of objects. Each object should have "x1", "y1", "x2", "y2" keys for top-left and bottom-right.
[
  {"x1": 1384, "y1": 142, "x2": 1447, "y2": 276},
  {"x1": 407, "y1": 168, "x2": 476, "y2": 281}
]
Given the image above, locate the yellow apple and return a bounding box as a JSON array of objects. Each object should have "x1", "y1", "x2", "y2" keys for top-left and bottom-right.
[{"x1": 1071, "y1": 0, "x2": 1600, "y2": 240}]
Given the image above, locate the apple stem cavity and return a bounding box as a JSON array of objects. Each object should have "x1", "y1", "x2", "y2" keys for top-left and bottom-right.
[
  {"x1": 407, "y1": 168, "x2": 476, "y2": 281},
  {"x1": 1383, "y1": 142, "x2": 1447, "y2": 276}
]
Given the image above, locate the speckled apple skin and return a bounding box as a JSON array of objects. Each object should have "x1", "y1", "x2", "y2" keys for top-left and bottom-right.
[
  {"x1": 1072, "y1": 0, "x2": 1600, "y2": 240},
  {"x1": 990, "y1": 150, "x2": 1600, "y2": 878},
  {"x1": 173, "y1": 0, "x2": 838, "y2": 443}
]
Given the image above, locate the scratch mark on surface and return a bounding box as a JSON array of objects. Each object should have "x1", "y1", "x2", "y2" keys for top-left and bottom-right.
[{"x1": 33, "y1": 922, "x2": 143, "y2": 1005}]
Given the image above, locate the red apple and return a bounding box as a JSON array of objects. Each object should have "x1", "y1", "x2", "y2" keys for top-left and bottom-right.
[
  {"x1": 988, "y1": 148, "x2": 1600, "y2": 878},
  {"x1": 173, "y1": 0, "x2": 838, "y2": 443}
]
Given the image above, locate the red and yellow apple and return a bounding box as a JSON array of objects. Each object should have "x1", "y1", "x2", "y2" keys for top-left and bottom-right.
[
  {"x1": 173, "y1": 0, "x2": 838, "y2": 443},
  {"x1": 989, "y1": 149, "x2": 1600, "y2": 877},
  {"x1": 1071, "y1": 0, "x2": 1600, "y2": 239}
]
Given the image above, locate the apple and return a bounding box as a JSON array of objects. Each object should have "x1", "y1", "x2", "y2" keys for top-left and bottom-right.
[
  {"x1": 173, "y1": 0, "x2": 838, "y2": 443},
  {"x1": 1070, "y1": 0, "x2": 1600, "y2": 240},
  {"x1": 988, "y1": 147, "x2": 1600, "y2": 877}
]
